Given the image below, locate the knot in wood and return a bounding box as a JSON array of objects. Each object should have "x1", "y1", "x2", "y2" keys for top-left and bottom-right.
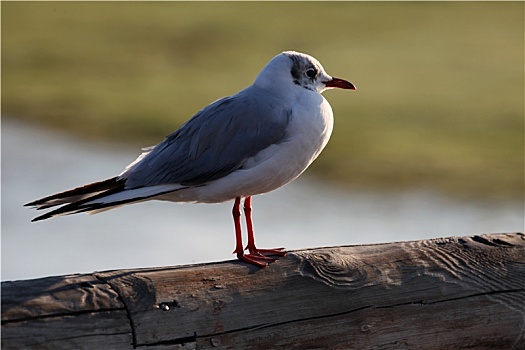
[
  {"x1": 360, "y1": 324, "x2": 372, "y2": 332},
  {"x1": 210, "y1": 337, "x2": 221, "y2": 347}
]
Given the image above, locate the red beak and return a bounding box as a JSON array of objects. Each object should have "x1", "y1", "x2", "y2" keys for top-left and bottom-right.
[{"x1": 324, "y1": 77, "x2": 356, "y2": 90}]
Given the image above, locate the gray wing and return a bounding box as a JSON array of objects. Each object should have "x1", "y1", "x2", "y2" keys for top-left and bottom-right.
[{"x1": 123, "y1": 87, "x2": 292, "y2": 188}]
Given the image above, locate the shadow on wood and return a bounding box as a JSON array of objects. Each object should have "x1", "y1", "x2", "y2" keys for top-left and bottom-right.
[{"x1": 2, "y1": 232, "x2": 525, "y2": 349}]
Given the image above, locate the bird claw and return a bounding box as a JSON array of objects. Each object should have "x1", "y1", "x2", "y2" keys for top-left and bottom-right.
[
  {"x1": 236, "y1": 253, "x2": 274, "y2": 268},
  {"x1": 247, "y1": 247, "x2": 286, "y2": 257},
  {"x1": 234, "y1": 247, "x2": 286, "y2": 268}
]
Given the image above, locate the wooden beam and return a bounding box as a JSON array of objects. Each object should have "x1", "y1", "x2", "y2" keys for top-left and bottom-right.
[{"x1": 2, "y1": 232, "x2": 524, "y2": 349}]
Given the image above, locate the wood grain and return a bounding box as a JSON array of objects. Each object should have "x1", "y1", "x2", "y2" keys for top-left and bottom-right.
[{"x1": 2, "y1": 233, "x2": 524, "y2": 349}]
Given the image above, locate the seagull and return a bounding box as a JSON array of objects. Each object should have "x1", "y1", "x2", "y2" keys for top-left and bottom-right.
[{"x1": 25, "y1": 51, "x2": 355, "y2": 268}]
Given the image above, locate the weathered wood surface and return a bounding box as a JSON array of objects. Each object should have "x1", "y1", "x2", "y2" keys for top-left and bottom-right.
[{"x1": 2, "y1": 232, "x2": 524, "y2": 349}]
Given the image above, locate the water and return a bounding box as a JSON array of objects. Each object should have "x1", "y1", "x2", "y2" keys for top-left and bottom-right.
[{"x1": 2, "y1": 119, "x2": 523, "y2": 281}]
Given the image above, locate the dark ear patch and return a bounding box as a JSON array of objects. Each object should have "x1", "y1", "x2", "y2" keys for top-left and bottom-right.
[
  {"x1": 287, "y1": 53, "x2": 317, "y2": 89},
  {"x1": 289, "y1": 56, "x2": 302, "y2": 85}
]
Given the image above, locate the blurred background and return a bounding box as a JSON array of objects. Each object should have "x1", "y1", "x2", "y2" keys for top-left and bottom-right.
[{"x1": 2, "y1": 2, "x2": 523, "y2": 281}]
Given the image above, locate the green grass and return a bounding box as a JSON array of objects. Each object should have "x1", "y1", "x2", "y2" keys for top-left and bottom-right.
[{"x1": 2, "y1": 2, "x2": 523, "y2": 199}]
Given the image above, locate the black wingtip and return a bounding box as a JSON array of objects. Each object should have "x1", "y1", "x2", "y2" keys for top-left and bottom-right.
[
  {"x1": 31, "y1": 213, "x2": 51, "y2": 222},
  {"x1": 24, "y1": 177, "x2": 124, "y2": 211}
]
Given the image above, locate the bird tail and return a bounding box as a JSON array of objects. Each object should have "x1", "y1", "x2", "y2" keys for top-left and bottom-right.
[
  {"x1": 25, "y1": 177, "x2": 183, "y2": 222},
  {"x1": 25, "y1": 177, "x2": 124, "y2": 210},
  {"x1": 25, "y1": 177, "x2": 126, "y2": 221}
]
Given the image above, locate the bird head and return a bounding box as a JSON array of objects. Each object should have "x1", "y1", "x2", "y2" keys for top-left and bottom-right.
[{"x1": 254, "y1": 51, "x2": 356, "y2": 95}]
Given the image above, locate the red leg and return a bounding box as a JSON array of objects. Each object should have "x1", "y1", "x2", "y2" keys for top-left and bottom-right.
[
  {"x1": 243, "y1": 196, "x2": 286, "y2": 258},
  {"x1": 243, "y1": 196, "x2": 256, "y2": 252},
  {"x1": 232, "y1": 197, "x2": 244, "y2": 257},
  {"x1": 232, "y1": 197, "x2": 272, "y2": 268}
]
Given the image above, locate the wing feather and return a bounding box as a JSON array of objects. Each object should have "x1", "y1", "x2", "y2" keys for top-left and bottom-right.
[{"x1": 122, "y1": 86, "x2": 292, "y2": 188}]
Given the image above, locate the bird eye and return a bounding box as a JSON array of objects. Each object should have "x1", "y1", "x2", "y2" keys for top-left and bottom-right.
[{"x1": 305, "y1": 68, "x2": 317, "y2": 79}]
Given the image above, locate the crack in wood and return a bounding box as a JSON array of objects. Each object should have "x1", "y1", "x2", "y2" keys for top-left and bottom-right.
[
  {"x1": 194, "y1": 305, "x2": 374, "y2": 339},
  {"x1": 0, "y1": 307, "x2": 126, "y2": 325},
  {"x1": 375, "y1": 288, "x2": 525, "y2": 308},
  {"x1": 44, "y1": 331, "x2": 133, "y2": 342},
  {"x1": 93, "y1": 273, "x2": 138, "y2": 349},
  {"x1": 191, "y1": 289, "x2": 525, "y2": 341},
  {"x1": 164, "y1": 291, "x2": 524, "y2": 349},
  {"x1": 137, "y1": 333, "x2": 197, "y2": 348}
]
